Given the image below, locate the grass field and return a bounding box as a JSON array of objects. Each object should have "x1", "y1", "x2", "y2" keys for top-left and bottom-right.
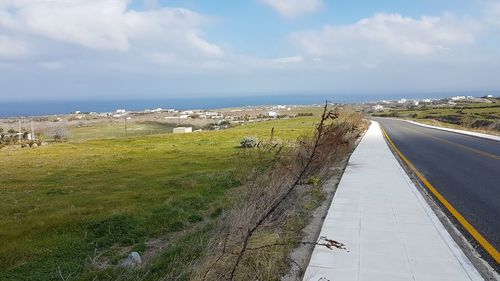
[
  {"x1": 67, "y1": 121, "x2": 180, "y2": 142},
  {"x1": 0, "y1": 116, "x2": 320, "y2": 281},
  {"x1": 372, "y1": 100, "x2": 500, "y2": 135}
]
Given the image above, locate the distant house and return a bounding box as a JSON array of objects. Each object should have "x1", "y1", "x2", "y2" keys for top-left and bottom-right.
[
  {"x1": 200, "y1": 111, "x2": 223, "y2": 119},
  {"x1": 16, "y1": 132, "x2": 33, "y2": 140},
  {"x1": 144, "y1": 108, "x2": 163, "y2": 113},
  {"x1": 267, "y1": 111, "x2": 278, "y2": 117},
  {"x1": 173, "y1": 127, "x2": 193, "y2": 134},
  {"x1": 373, "y1": 105, "x2": 384, "y2": 111}
]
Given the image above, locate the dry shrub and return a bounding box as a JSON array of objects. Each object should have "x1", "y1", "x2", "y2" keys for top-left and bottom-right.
[{"x1": 193, "y1": 105, "x2": 366, "y2": 281}]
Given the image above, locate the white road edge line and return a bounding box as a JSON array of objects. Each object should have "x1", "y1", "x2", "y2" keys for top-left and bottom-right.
[{"x1": 403, "y1": 120, "x2": 500, "y2": 142}]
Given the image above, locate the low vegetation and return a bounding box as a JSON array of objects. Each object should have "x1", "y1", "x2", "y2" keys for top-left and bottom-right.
[
  {"x1": 195, "y1": 107, "x2": 365, "y2": 281},
  {"x1": 372, "y1": 99, "x2": 500, "y2": 135},
  {"x1": 0, "y1": 108, "x2": 366, "y2": 281},
  {"x1": 0, "y1": 128, "x2": 43, "y2": 149}
]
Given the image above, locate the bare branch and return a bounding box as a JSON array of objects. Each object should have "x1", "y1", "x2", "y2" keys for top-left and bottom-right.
[{"x1": 227, "y1": 101, "x2": 336, "y2": 280}]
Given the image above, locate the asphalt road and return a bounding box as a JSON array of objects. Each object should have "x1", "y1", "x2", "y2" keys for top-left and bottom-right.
[{"x1": 373, "y1": 118, "x2": 500, "y2": 262}]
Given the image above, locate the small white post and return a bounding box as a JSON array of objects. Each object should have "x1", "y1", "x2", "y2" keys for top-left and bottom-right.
[
  {"x1": 18, "y1": 120, "x2": 21, "y2": 141},
  {"x1": 31, "y1": 121, "x2": 35, "y2": 140}
]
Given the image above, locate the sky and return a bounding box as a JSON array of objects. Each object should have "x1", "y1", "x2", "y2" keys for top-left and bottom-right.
[{"x1": 0, "y1": 0, "x2": 499, "y2": 101}]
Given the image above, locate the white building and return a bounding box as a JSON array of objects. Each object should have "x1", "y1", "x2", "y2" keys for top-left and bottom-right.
[
  {"x1": 450, "y1": 96, "x2": 466, "y2": 101},
  {"x1": 116, "y1": 109, "x2": 126, "y2": 113},
  {"x1": 173, "y1": 127, "x2": 193, "y2": 133},
  {"x1": 267, "y1": 111, "x2": 278, "y2": 117},
  {"x1": 397, "y1": 99, "x2": 407, "y2": 104},
  {"x1": 200, "y1": 111, "x2": 223, "y2": 119},
  {"x1": 373, "y1": 105, "x2": 384, "y2": 111}
]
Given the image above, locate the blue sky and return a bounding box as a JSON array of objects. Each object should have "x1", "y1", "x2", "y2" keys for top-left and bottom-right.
[{"x1": 0, "y1": 0, "x2": 499, "y2": 101}]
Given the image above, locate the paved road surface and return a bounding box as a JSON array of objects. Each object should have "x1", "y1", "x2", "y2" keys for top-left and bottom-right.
[{"x1": 374, "y1": 118, "x2": 500, "y2": 263}]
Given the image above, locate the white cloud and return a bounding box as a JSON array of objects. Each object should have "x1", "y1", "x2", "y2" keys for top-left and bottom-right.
[
  {"x1": 143, "y1": 0, "x2": 159, "y2": 10},
  {"x1": 485, "y1": 2, "x2": 500, "y2": 28},
  {"x1": 0, "y1": 0, "x2": 222, "y2": 58},
  {"x1": 273, "y1": 55, "x2": 303, "y2": 63},
  {"x1": 0, "y1": 35, "x2": 29, "y2": 58},
  {"x1": 146, "y1": 52, "x2": 177, "y2": 65},
  {"x1": 291, "y1": 13, "x2": 479, "y2": 60},
  {"x1": 0, "y1": 2, "x2": 499, "y2": 99},
  {"x1": 39, "y1": 61, "x2": 64, "y2": 69},
  {"x1": 260, "y1": 0, "x2": 322, "y2": 18},
  {"x1": 186, "y1": 31, "x2": 224, "y2": 57}
]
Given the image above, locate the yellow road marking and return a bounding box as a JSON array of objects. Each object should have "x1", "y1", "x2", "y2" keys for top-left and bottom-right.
[
  {"x1": 401, "y1": 125, "x2": 500, "y2": 160},
  {"x1": 380, "y1": 124, "x2": 500, "y2": 264}
]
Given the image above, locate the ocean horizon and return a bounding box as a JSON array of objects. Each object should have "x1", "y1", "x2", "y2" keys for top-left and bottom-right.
[{"x1": 0, "y1": 92, "x2": 492, "y2": 118}]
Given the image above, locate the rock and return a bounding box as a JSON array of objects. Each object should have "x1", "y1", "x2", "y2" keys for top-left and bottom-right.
[{"x1": 120, "y1": 252, "x2": 142, "y2": 268}]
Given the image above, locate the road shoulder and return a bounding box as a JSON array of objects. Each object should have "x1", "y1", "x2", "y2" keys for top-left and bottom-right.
[{"x1": 404, "y1": 120, "x2": 500, "y2": 142}]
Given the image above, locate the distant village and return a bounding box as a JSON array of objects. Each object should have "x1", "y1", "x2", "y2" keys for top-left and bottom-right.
[
  {"x1": 64, "y1": 104, "x2": 317, "y2": 133},
  {"x1": 365, "y1": 94, "x2": 496, "y2": 112},
  {"x1": 5, "y1": 93, "x2": 497, "y2": 148},
  {"x1": 0, "y1": 104, "x2": 321, "y2": 148}
]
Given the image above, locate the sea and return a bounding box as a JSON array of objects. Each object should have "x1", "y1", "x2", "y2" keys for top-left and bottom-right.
[{"x1": 0, "y1": 92, "x2": 490, "y2": 118}]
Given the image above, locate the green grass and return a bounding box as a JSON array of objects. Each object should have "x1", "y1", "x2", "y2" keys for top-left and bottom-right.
[
  {"x1": 0, "y1": 116, "x2": 319, "y2": 281},
  {"x1": 66, "y1": 121, "x2": 180, "y2": 142}
]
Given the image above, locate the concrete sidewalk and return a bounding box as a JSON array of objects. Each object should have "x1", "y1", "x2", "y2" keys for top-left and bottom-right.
[{"x1": 303, "y1": 121, "x2": 483, "y2": 281}]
